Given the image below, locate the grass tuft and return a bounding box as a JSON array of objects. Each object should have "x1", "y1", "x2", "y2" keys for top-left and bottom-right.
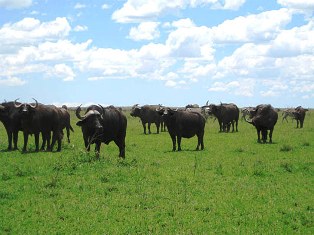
[{"x1": 280, "y1": 144, "x2": 293, "y2": 152}]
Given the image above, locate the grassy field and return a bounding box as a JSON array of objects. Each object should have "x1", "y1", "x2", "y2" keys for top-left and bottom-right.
[{"x1": 0, "y1": 110, "x2": 313, "y2": 234}]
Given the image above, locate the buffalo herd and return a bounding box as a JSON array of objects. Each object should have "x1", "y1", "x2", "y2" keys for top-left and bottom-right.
[{"x1": 0, "y1": 99, "x2": 310, "y2": 157}]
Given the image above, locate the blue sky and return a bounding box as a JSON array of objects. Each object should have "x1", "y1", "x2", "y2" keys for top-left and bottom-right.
[{"x1": 0, "y1": 0, "x2": 313, "y2": 108}]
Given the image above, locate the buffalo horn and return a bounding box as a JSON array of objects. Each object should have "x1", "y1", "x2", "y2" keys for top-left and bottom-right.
[
  {"x1": 30, "y1": 98, "x2": 38, "y2": 109},
  {"x1": 244, "y1": 116, "x2": 254, "y2": 125},
  {"x1": 75, "y1": 104, "x2": 84, "y2": 120},
  {"x1": 206, "y1": 100, "x2": 209, "y2": 106},
  {"x1": 14, "y1": 98, "x2": 23, "y2": 108},
  {"x1": 98, "y1": 104, "x2": 105, "y2": 113},
  {"x1": 0, "y1": 104, "x2": 4, "y2": 110}
]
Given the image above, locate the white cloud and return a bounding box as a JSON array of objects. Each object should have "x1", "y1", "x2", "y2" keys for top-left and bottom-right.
[
  {"x1": 128, "y1": 22, "x2": 160, "y2": 41},
  {"x1": 112, "y1": 0, "x2": 246, "y2": 23},
  {"x1": 0, "y1": 76, "x2": 27, "y2": 86},
  {"x1": 74, "y1": 3, "x2": 86, "y2": 9},
  {"x1": 260, "y1": 90, "x2": 278, "y2": 97},
  {"x1": 267, "y1": 20, "x2": 314, "y2": 57},
  {"x1": 0, "y1": 17, "x2": 71, "y2": 52},
  {"x1": 88, "y1": 76, "x2": 105, "y2": 81},
  {"x1": 52, "y1": 64, "x2": 75, "y2": 81},
  {"x1": 212, "y1": 8, "x2": 292, "y2": 43},
  {"x1": 0, "y1": 0, "x2": 32, "y2": 9},
  {"x1": 74, "y1": 25, "x2": 88, "y2": 32},
  {"x1": 209, "y1": 79, "x2": 255, "y2": 96},
  {"x1": 212, "y1": 0, "x2": 246, "y2": 10},
  {"x1": 277, "y1": 0, "x2": 314, "y2": 10},
  {"x1": 101, "y1": 3, "x2": 110, "y2": 10},
  {"x1": 165, "y1": 80, "x2": 177, "y2": 87}
]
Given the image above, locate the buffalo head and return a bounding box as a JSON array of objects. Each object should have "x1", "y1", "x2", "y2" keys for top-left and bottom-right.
[
  {"x1": 14, "y1": 98, "x2": 38, "y2": 117},
  {"x1": 76, "y1": 105, "x2": 104, "y2": 137},
  {"x1": 130, "y1": 104, "x2": 141, "y2": 117}
]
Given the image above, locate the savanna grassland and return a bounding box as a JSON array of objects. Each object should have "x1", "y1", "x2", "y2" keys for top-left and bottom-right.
[{"x1": 0, "y1": 110, "x2": 313, "y2": 234}]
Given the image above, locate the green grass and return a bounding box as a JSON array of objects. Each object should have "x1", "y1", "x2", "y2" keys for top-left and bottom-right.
[{"x1": 0, "y1": 110, "x2": 313, "y2": 233}]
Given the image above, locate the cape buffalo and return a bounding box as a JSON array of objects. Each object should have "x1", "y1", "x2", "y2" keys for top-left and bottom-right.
[
  {"x1": 59, "y1": 105, "x2": 74, "y2": 143},
  {"x1": 14, "y1": 99, "x2": 62, "y2": 152},
  {"x1": 157, "y1": 107, "x2": 205, "y2": 151},
  {"x1": 76, "y1": 104, "x2": 127, "y2": 158},
  {"x1": 203, "y1": 102, "x2": 239, "y2": 132},
  {"x1": 130, "y1": 104, "x2": 163, "y2": 134},
  {"x1": 245, "y1": 104, "x2": 278, "y2": 143},
  {"x1": 0, "y1": 101, "x2": 22, "y2": 150},
  {"x1": 293, "y1": 106, "x2": 308, "y2": 128}
]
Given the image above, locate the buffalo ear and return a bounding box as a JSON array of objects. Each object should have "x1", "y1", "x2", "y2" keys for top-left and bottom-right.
[{"x1": 76, "y1": 120, "x2": 86, "y2": 126}]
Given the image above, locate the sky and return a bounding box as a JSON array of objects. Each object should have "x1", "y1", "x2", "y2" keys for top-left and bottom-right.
[{"x1": 0, "y1": 0, "x2": 313, "y2": 108}]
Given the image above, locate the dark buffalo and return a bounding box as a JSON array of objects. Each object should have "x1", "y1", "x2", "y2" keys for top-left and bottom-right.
[
  {"x1": 245, "y1": 104, "x2": 278, "y2": 143},
  {"x1": 293, "y1": 106, "x2": 308, "y2": 128},
  {"x1": 130, "y1": 104, "x2": 163, "y2": 134},
  {"x1": 76, "y1": 104, "x2": 127, "y2": 158},
  {"x1": 203, "y1": 102, "x2": 239, "y2": 132},
  {"x1": 157, "y1": 107, "x2": 205, "y2": 151},
  {"x1": 0, "y1": 101, "x2": 22, "y2": 150},
  {"x1": 59, "y1": 105, "x2": 74, "y2": 143},
  {"x1": 14, "y1": 99, "x2": 62, "y2": 152}
]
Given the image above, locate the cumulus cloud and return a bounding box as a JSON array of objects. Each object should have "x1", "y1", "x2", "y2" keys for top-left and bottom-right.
[
  {"x1": 128, "y1": 22, "x2": 160, "y2": 41},
  {"x1": 52, "y1": 64, "x2": 75, "y2": 81},
  {"x1": 0, "y1": 76, "x2": 27, "y2": 86},
  {"x1": 74, "y1": 3, "x2": 86, "y2": 9},
  {"x1": 212, "y1": 8, "x2": 292, "y2": 43},
  {"x1": 209, "y1": 79, "x2": 255, "y2": 96},
  {"x1": 0, "y1": 0, "x2": 32, "y2": 9},
  {"x1": 277, "y1": 0, "x2": 314, "y2": 10},
  {"x1": 212, "y1": 0, "x2": 246, "y2": 10},
  {"x1": 74, "y1": 25, "x2": 88, "y2": 32},
  {"x1": 101, "y1": 3, "x2": 110, "y2": 10},
  {"x1": 112, "y1": 0, "x2": 247, "y2": 23},
  {"x1": 0, "y1": 17, "x2": 71, "y2": 52}
]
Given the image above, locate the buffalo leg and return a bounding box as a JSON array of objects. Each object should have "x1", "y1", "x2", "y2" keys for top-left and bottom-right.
[
  {"x1": 296, "y1": 120, "x2": 299, "y2": 128},
  {"x1": 13, "y1": 131, "x2": 19, "y2": 150},
  {"x1": 269, "y1": 128, "x2": 274, "y2": 143},
  {"x1": 156, "y1": 122, "x2": 160, "y2": 134},
  {"x1": 66, "y1": 127, "x2": 70, "y2": 143},
  {"x1": 235, "y1": 120, "x2": 238, "y2": 132},
  {"x1": 148, "y1": 122, "x2": 152, "y2": 134},
  {"x1": 177, "y1": 136, "x2": 182, "y2": 151},
  {"x1": 95, "y1": 141, "x2": 101, "y2": 158},
  {"x1": 231, "y1": 121, "x2": 235, "y2": 132},
  {"x1": 41, "y1": 132, "x2": 46, "y2": 151},
  {"x1": 196, "y1": 132, "x2": 205, "y2": 151},
  {"x1": 114, "y1": 139, "x2": 125, "y2": 158},
  {"x1": 142, "y1": 122, "x2": 146, "y2": 134},
  {"x1": 300, "y1": 119, "x2": 304, "y2": 128},
  {"x1": 219, "y1": 121, "x2": 223, "y2": 132},
  {"x1": 50, "y1": 130, "x2": 61, "y2": 152},
  {"x1": 22, "y1": 132, "x2": 28, "y2": 152},
  {"x1": 34, "y1": 133, "x2": 40, "y2": 151},
  {"x1": 257, "y1": 129, "x2": 261, "y2": 143},
  {"x1": 170, "y1": 134, "x2": 176, "y2": 151},
  {"x1": 84, "y1": 137, "x2": 90, "y2": 151},
  {"x1": 6, "y1": 130, "x2": 12, "y2": 150},
  {"x1": 261, "y1": 130, "x2": 267, "y2": 143}
]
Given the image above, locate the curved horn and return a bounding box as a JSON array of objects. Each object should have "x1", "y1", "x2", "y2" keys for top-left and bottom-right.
[
  {"x1": 30, "y1": 98, "x2": 38, "y2": 109},
  {"x1": 75, "y1": 104, "x2": 84, "y2": 120},
  {"x1": 98, "y1": 104, "x2": 106, "y2": 113},
  {"x1": 14, "y1": 98, "x2": 23, "y2": 108},
  {"x1": 0, "y1": 104, "x2": 5, "y2": 110},
  {"x1": 244, "y1": 116, "x2": 254, "y2": 125},
  {"x1": 206, "y1": 100, "x2": 209, "y2": 106}
]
